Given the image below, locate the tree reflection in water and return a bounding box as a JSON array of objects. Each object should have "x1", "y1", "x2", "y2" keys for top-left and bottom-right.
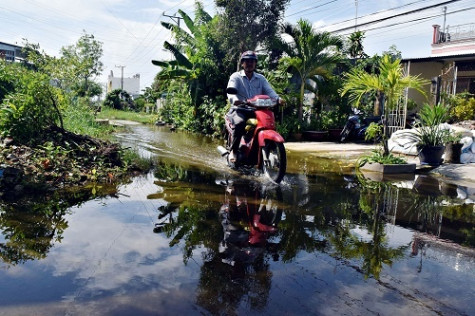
[
  {"x1": 150, "y1": 161, "x2": 473, "y2": 313},
  {"x1": 0, "y1": 185, "x2": 118, "y2": 265}
]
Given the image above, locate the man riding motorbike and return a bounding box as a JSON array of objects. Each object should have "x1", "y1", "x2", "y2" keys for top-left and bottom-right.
[{"x1": 226, "y1": 51, "x2": 284, "y2": 165}]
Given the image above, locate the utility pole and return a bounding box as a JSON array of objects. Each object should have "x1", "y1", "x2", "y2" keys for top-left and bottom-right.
[
  {"x1": 442, "y1": 6, "x2": 447, "y2": 33},
  {"x1": 115, "y1": 65, "x2": 126, "y2": 91},
  {"x1": 355, "y1": 0, "x2": 358, "y2": 31},
  {"x1": 163, "y1": 12, "x2": 184, "y2": 28}
]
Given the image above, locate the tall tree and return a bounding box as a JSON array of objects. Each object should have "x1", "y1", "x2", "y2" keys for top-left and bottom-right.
[
  {"x1": 60, "y1": 31, "x2": 103, "y2": 97},
  {"x1": 215, "y1": 0, "x2": 289, "y2": 69},
  {"x1": 340, "y1": 55, "x2": 428, "y2": 155},
  {"x1": 280, "y1": 19, "x2": 343, "y2": 122}
]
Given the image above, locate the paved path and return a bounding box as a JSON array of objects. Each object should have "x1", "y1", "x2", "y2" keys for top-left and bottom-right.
[{"x1": 286, "y1": 141, "x2": 475, "y2": 187}]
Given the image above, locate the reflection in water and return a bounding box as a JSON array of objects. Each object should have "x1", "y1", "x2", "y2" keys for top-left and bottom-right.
[
  {"x1": 0, "y1": 126, "x2": 473, "y2": 315},
  {"x1": 0, "y1": 186, "x2": 118, "y2": 266},
  {"x1": 198, "y1": 181, "x2": 281, "y2": 315}
]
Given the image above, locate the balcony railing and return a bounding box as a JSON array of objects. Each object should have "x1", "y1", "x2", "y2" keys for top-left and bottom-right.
[{"x1": 440, "y1": 23, "x2": 475, "y2": 43}]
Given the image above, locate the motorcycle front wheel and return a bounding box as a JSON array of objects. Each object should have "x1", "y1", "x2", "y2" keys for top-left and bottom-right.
[{"x1": 261, "y1": 141, "x2": 286, "y2": 183}]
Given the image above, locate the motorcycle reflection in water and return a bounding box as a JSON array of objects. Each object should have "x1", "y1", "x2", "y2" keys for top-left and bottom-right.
[
  {"x1": 218, "y1": 180, "x2": 282, "y2": 266},
  {"x1": 152, "y1": 179, "x2": 283, "y2": 314}
]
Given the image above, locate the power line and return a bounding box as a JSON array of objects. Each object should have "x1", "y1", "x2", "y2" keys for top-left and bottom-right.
[
  {"x1": 319, "y1": 0, "x2": 433, "y2": 28},
  {"x1": 327, "y1": 0, "x2": 463, "y2": 33},
  {"x1": 286, "y1": 0, "x2": 340, "y2": 18}
]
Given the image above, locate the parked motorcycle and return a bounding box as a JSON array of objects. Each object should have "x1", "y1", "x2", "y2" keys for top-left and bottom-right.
[
  {"x1": 340, "y1": 108, "x2": 381, "y2": 143},
  {"x1": 217, "y1": 87, "x2": 286, "y2": 184}
]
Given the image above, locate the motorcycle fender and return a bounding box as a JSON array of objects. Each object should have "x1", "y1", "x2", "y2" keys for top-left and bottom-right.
[{"x1": 258, "y1": 130, "x2": 285, "y2": 147}]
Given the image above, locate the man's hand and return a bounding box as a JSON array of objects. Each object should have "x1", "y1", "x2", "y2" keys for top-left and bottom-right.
[{"x1": 278, "y1": 98, "x2": 286, "y2": 106}]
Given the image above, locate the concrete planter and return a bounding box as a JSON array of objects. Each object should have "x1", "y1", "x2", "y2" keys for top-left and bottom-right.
[
  {"x1": 360, "y1": 162, "x2": 416, "y2": 174},
  {"x1": 302, "y1": 131, "x2": 328, "y2": 141},
  {"x1": 359, "y1": 162, "x2": 416, "y2": 182}
]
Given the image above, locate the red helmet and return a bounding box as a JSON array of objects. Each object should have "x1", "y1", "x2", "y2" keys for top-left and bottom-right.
[{"x1": 240, "y1": 51, "x2": 257, "y2": 63}]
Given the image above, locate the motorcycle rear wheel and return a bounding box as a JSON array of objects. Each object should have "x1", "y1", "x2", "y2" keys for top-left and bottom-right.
[
  {"x1": 261, "y1": 141, "x2": 286, "y2": 183},
  {"x1": 340, "y1": 122, "x2": 353, "y2": 143}
]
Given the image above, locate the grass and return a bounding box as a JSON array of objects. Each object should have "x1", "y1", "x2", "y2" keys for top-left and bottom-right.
[
  {"x1": 63, "y1": 101, "x2": 117, "y2": 140},
  {"x1": 96, "y1": 107, "x2": 158, "y2": 124}
]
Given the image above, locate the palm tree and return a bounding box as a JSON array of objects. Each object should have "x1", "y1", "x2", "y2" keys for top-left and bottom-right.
[
  {"x1": 347, "y1": 31, "x2": 368, "y2": 59},
  {"x1": 280, "y1": 19, "x2": 343, "y2": 122},
  {"x1": 340, "y1": 54, "x2": 428, "y2": 156}
]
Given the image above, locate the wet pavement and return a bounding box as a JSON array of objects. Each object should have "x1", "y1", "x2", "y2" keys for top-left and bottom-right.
[{"x1": 286, "y1": 141, "x2": 475, "y2": 188}]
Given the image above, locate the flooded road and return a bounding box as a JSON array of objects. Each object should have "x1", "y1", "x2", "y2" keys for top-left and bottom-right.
[{"x1": 0, "y1": 125, "x2": 474, "y2": 315}]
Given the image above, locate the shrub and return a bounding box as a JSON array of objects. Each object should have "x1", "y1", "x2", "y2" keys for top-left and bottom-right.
[
  {"x1": 443, "y1": 92, "x2": 475, "y2": 122},
  {"x1": 103, "y1": 89, "x2": 136, "y2": 111},
  {"x1": 0, "y1": 63, "x2": 67, "y2": 145}
]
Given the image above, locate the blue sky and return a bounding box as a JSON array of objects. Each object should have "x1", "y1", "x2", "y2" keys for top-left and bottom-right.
[{"x1": 1, "y1": 0, "x2": 474, "y2": 90}]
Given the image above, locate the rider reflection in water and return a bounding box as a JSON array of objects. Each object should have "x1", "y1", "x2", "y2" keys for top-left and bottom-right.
[
  {"x1": 218, "y1": 181, "x2": 281, "y2": 267},
  {"x1": 226, "y1": 51, "x2": 284, "y2": 164}
]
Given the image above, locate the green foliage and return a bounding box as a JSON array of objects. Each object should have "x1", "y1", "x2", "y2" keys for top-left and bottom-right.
[
  {"x1": 341, "y1": 55, "x2": 429, "y2": 155},
  {"x1": 215, "y1": 0, "x2": 289, "y2": 67},
  {"x1": 276, "y1": 115, "x2": 301, "y2": 139},
  {"x1": 0, "y1": 61, "x2": 17, "y2": 104},
  {"x1": 134, "y1": 96, "x2": 146, "y2": 112},
  {"x1": 153, "y1": 3, "x2": 228, "y2": 106},
  {"x1": 63, "y1": 97, "x2": 115, "y2": 138},
  {"x1": 158, "y1": 82, "x2": 195, "y2": 130},
  {"x1": 341, "y1": 55, "x2": 428, "y2": 111},
  {"x1": 443, "y1": 92, "x2": 475, "y2": 122},
  {"x1": 197, "y1": 95, "x2": 228, "y2": 136},
  {"x1": 345, "y1": 31, "x2": 368, "y2": 59},
  {"x1": 103, "y1": 89, "x2": 136, "y2": 111},
  {"x1": 358, "y1": 149, "x2": 407, "y2": 166},
  {"x1": 403, "y1": 103, "x2": 451, "y2": 147},
  {"x1": 364, "y1": 122, "x2": 382, "y2": 141},
  {"x1": 97, "y1": 107, "x2": 156, "y2": 124},
  {"x1": 320, "y1": 109, "x2": 347, "y2": 129},
  {"x1": 60, "y1": 31, "x2": 104, "y2": 97},
  {"x1": 0, "y1": 61, "x2": 66, "y2": 144},
  {"x1": 280, "y1": 19, "x2": 343, "y2": 122}
]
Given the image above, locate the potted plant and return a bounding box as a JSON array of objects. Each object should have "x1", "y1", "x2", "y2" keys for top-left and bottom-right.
[
  {"x1": 444, "y1": 132, "x2": 463, "y2": 163},
  {"x1": 403, "y1": 103, "x2": 451, "y2": 165}
]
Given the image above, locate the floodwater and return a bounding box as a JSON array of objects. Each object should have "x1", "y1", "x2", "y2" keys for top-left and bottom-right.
[{"x1": 0, "y1": 125, "x2": 474, "y2": 316}]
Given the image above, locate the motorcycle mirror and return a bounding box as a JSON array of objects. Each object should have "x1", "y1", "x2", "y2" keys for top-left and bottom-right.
[{"x1": 226, "y1": 87, "x2": 238, "y2": 95}]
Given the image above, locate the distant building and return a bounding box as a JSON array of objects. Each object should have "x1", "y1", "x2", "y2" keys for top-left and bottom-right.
[
  {"x1": 0, "y1": 41, "x2": 26, "y2": 62},
  {"x1": 107, "y1": 70, "x2": 140, "y2": 98}
]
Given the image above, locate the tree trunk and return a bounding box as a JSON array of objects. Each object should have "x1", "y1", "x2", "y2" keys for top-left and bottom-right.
[{"x1": 298, "y1": 81, "x2": 305, "y2": 123}]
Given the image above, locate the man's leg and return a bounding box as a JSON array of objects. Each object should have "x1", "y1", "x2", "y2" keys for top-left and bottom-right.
[{"x1": 228, "y1": 109, "x2": 247, "y2": 163}]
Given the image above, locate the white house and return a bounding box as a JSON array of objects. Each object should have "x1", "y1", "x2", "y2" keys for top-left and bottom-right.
[{"x1": 107, "y1": 70, "x2": 141, "y2": 98}]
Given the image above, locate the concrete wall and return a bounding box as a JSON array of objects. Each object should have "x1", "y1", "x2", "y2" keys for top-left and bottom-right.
[{"x1": 404, "y1": 61, "x2": 444, "y2": 106}]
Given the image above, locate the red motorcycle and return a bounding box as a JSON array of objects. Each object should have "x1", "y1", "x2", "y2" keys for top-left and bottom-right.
[{"x1": 217, "y1": 87, "x2": 287, "y2": 183}]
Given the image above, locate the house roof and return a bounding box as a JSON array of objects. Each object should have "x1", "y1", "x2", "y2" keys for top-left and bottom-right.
[
  {"x1": 402, "y1": 53, "x2": 475, "y2": 63},
  {"x1": 0, "y1": 41, "x2": 22, "y2": 49}
]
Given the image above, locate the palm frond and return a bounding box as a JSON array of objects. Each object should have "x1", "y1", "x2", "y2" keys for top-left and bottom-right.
[{"x1": 163, "y1": 41, "x2": 193, "y2": 69}]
